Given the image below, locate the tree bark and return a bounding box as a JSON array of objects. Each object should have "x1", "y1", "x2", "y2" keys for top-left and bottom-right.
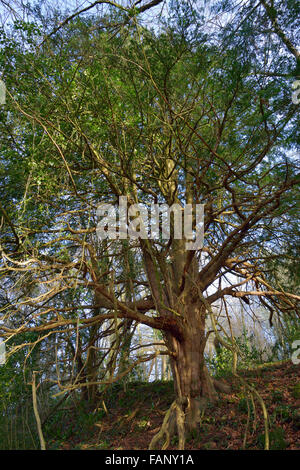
[{"x1": 150, "y1": 300, "x2": 218, "y2": 449}]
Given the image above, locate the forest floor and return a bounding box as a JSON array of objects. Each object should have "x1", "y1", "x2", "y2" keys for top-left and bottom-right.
[{"x1": 46, "y1": 360, "x2": 300, "y2": 450}]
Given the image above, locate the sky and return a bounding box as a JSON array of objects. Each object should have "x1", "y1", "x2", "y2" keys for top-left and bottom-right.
[{"x1": 0, "y1": 0, "x2": 168, "y2": 26}]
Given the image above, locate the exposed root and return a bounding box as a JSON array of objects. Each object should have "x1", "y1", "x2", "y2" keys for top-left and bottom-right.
[
  {"x1": 149, "y1": 398, "x2": 188, "y2": 450},
  {"x1": 149, "y1": 400, "x2": 177, "y2": 450},
  {"x1": 149, "y1": 396, "x2": 208, "y2": 450},
  {"x1": 175, "y1": 400, "x2": 186, "y2": 450}
]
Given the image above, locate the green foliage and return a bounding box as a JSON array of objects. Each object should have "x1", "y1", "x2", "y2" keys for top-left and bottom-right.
[
  {"x1": 271, "y1": 315, "x2": 300, "y2": 361},
  {"x1": 237, "y1": 396, "x2": 253, "y2": 414},
  {"x1": 207, "y1": 330, "x2": 267, "y2": 378},
  {"x1": 258, "y1": 426, "x2": 287, "y2": 450},
  {"x1": 0, "y1": 332, "x2": 44, "y2": 449},
  {"x1": 271, "y1": 404, "x2": 299, "y2": 425},
  {"x1": 291, "y1": 382, "x2": 300, "y2": 399},
  {"x1": 44, "y1": 398, "x2": 100, "y2": 447},
  {"x1": 0, "y1": 0, "x2": 299, "y2": 451},
  {"x1": 271, "y1": 390, "x2": 284, "y2": 403},
  {"x1": 207, "y1": 346, "x2": 233, "y2": 378}
]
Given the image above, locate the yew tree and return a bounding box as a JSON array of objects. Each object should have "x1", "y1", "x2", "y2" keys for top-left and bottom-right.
[{"x1": 0, "y1": 0, "x2": 299, "y2": 448}]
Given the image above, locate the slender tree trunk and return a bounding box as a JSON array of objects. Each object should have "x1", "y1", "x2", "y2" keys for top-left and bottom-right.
[
  {"x1": 161, "y1": 354, "x2": 166, "y2": 381},
  {"x1": 167, "y1": 360, "x2": 171, "y2": 381},
  {"x1": 86, "y1": 343, "x2": 98, "y2": 404},
  {"x1": 117, "y1": 319, "x2": 133, "y2": 376}
]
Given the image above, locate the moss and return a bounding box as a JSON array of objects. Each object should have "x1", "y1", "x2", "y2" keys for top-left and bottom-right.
[{"x1": 273, "y1": 404, "x2": 292, "y2": 423}]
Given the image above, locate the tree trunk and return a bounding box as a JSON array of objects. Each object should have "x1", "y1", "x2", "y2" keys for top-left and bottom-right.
[
  {"x1": 171, "y1": 334, "x2": 218, "y2": 431},
  {"x1": 149, "y1": 301, "x2": 218, "y2": 449},
  {"x1": 117, "y1": 319, "x2": 133, "y2": 375},
  {"x1": 161, "y1": 354, "x2": 166, "y2": 381},
  {"x1": 86, "y1": 344, "x2": 98, "y2": 404}
]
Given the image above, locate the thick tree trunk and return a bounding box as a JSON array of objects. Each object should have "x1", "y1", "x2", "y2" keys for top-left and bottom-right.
[
  {"x1": 171, "y1": 335, "x2": 218, "y2": 431},
  {"x1": 149, "y1": 301, "x2": 218, "y2": 449},
  {"x1": 86, "y1": 344, "x2": 98, "y2": 404}
]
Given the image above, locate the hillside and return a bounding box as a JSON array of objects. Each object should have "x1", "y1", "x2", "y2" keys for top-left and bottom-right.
[{"x1": 44, "y1": 361, "x2": 300, "y2": 451}]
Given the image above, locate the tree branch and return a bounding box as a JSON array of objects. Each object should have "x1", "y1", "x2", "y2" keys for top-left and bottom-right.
[
  {"x1": 45, "y1": 0, "x2": 164, "y2": 40},
  {"x1": 260, "y1": 0, "x2": 299, "y2": 61}
]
